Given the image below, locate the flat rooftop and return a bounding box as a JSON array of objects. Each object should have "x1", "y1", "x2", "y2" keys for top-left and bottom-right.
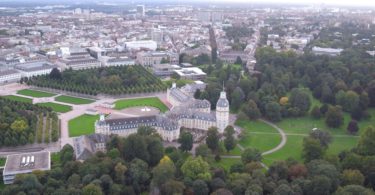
[
  {"x1": 3, "y1": 151, "x2": 50, "y2": 175},
  {"x1": 174, "y1": 67, "x2": 206, "y2": 76}
]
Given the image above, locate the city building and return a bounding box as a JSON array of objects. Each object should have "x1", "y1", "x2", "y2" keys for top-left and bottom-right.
[
  {"x1": 0, "y1": 69, "x2": 22, "y2": 84},
  {"x1": 137, "y1": 51, "x2": 178, "y2": 66},
  {"x1": 173, "y1": 67, "x2": 207, "y2": 80},
  {"x1": 95, "y1": 84, "x2": 230, "y2": 141},
  {"x1": 124, "y1": 40, "x2": 157, "y2": 51},
  {"x1": 73, "y1": 134, "x2": 109, "y2": 161},
  {"x1": 15, "y1": 61, "x2": 57, "y2": 78},
  {"x1": 137, "y1": 5, "x2": 145, "y2": 17},
  {"x1": 312, "y1": 47, "x2": 343, "y2": 56},
  {"x1": 3, "y1": 151, "x2": 51, "y2": 184}
]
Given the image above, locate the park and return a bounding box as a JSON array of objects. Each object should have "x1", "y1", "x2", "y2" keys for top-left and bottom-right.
[{"x1": 0, "y1": 85, "x2": 374, "y2": 170}]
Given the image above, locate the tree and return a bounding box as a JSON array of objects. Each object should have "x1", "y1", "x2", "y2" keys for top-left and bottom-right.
[
  {"x1": 242, "y1": 100, "x2": 261, "y2": 120},
  {"x1": 123, "y1": 134, "x2": 149, "y2": 163},
  {"x1": 347, "y1": 120, "x2": 359, "y2": 134},
  {"x1": 137, "y1": 126, "x2": 157, "y2": 136},
  {"x1": 10, "y1": 119, "x2": 28, "y2": 133},
  {"x1": 49, "y1": 68, "x2": 62, "y2": 80},
  {"x1": 302, "y1": 137, "x2": 325, "y2": 162},
  {"x1": 206, "y1": 127, "x2": 220, "y2": 153},
  {"x1": 194, "y1": 89, "x2": 202, "y2": 99},
  {"x1": 152, "y1": 156, "x2": 176, "y2": 187},
  {"x1": 231, "y1": 87, "x2": 245, "y2": 111},
  {"x1": 114, "y1": 162, "x2": 127, "y2": 184},
  {"x1": 160, "y1": 57, "x2": 170, "y2": 64},
  {"x1": 161, "y1": 180, "x2": 185, "y2": 195},
  {"x1": 335, "y1": 185, "x2": 375, "y2": 195},
  {"x1": 357, "y1": 126, "x2": 375, "y2": 155},
  {"x1": 273, "y1": 184, "x2": 295, "y2": 195},
  {"x1": 146, "y1": 136, "x2": 164, "y2": 167},
  {"x1": 265, "y1": 102, "x2": 282, "y2": 122},
  {"x1": 341, "y1": 169, "x2": 365, "y2": 186},
  {"x1": 195, "y1": 144, "x2": 210, "y2": 158},
  {"x1": 289, "y1": 88, "x2": 311, "y2": 115},
  {"x1": 129, "y1": 158, "x2": 150, "y2": 191},
  {"x1": 83, "y1": 184, "x2": 103, "y2": 195},
  {"x1": 224, "y1": 126, "x2": 236, "y2": 152},
  {"x1": 311, "y1": 106, "x2": 322, "y2": 119},
  {"x1": 325, "y1": 106, "x2": 344, "y2": 128},
  {"x1": 178, "y1": 131, "x2": 193, "y2": 152},
  {"x1": 336, "y1": 90, "x2": 360, "y2": 113},
  {"x1": 192, "y1": 179, "x2": 209, "y2": 195},
  {"x1": 367, "y1": 80, "x2": 375, "y2": 107},
  {"x1": 241, "y1": 148, "x2": 262, "y2": 164},
  {"x1": 234, "y1": 56, "x2": 243, "y2": 65},
  {"x1": 309, "y1": 129, "x2": 332, "y2": 148},
  {"x1": 181, "y1": 156, "x2": 211, "y2": 180},
  {"x1": 60, "y1": 144, "x2": 74, "y2": 165}
]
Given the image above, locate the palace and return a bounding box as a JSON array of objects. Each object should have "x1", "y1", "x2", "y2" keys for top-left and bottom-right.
[{"x1": 95, "y1": 83, "x2": 230, "y2": 141}]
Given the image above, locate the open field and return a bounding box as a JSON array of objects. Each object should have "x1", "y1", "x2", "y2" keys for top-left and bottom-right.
[
  {"x1": 36, "y1": 102, "x2": 72, "y2": 113},
  {"x1": 68, "y1": 114, "x2": 99, "y2": 137},
  {"x1": 3, "y1": 95, "x2": 33, "y2": 103},
  {"x1": 55, "y1": 95, "x2": 95, "y2": 105},
  {"x1": 236, "y1": 120, "x2": 282, "y2": 152},
  {"x1": 17, "y1": 89, "x2": 56, "y2": 98},
  {"x1": 114, "y1": 97, "x2": 169, "y2": 112}
]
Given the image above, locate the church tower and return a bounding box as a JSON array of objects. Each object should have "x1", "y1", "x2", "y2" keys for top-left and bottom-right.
[{"x1": 216, "y1": 89, "x2": 229, "y2": 133}]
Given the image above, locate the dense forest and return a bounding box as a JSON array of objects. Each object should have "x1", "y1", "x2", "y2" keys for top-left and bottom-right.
[
  {"x1": 23, "y1": 65, "x2": 167, "y2": 96},
  {"x1": 0, "y1": 97, "x2": 57, "y2": 147},
  {"x1": 3, "y1": 125, "x2": 375, "y2": 194}
]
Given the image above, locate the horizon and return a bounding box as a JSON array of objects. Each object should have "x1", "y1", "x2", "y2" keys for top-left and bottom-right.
[{"x1": 1, "y1": 0, "x2": 375, "y2": 8}]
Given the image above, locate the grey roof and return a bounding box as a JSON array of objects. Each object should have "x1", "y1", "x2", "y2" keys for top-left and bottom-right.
[
  {"x1": 217, "y1": 98, "x2": 229, "y2": 107},
  {"x1": 3, "y1": 151, "x2": 50, "y2": 175},
  {"x1": 170, "y1": 87, "x2": 190, "y2": 102},
  {"x1": 73, "y1": 134, "x2": 109, "y2": 161},
  {"x1": 0, "y1": 69, "x2": 20, "y2": 76},
  {"x1": 100, "y1": 115, "x2": 179, "y2": 132}
]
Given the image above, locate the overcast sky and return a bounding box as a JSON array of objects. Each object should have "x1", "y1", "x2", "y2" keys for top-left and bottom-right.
[{"x1": 210, "y1": 0, "x2": 375, "y2": 6}]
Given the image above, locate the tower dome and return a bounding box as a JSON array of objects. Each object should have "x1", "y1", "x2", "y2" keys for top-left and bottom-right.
[{"x1": 216, "y1": 91, "x2": 229, "y2": 108}]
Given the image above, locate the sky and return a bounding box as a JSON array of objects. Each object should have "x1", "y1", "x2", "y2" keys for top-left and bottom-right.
[{"x1": 211, "y1": 0, "x2": 375, "y2": 6}]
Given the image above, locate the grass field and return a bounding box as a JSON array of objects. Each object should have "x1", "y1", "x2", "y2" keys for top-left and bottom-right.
[
  {"x1": 17, "y1": 89, "x2": 56, "y2": 98},
  {"x1": 0, "y1": 157, "x2": 6, "y2": 166},
  {"x1": 68, "y1": 114, "x2": 99, "y2": 137},
  {"x1": 236, "y1": 120, "x2": 282, "y2": 152},
  {"x1": 36, "y1": 102, "x2": 72, "y2": 113},
  {"x1": 234, "y1": 88, "x2": 374, "y2": 166},
  {"x1": 55, "y1": 95, "x2": 95, "y2": 105},
  {"x1": 3, "y1": 95, "x2": 33, "y2": 103},
  {"x1": 114, "y1": 97, "x2": 169, "y2": 112}
]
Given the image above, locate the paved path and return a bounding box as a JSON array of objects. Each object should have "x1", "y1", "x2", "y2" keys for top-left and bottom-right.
[{"x1": 258, "y1": 119, "x2": 287, "y2": 156}]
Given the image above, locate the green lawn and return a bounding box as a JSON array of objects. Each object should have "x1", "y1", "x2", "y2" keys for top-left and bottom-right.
[
  {"x1": 55, "y1": 95, "x2": 95, "y2": 105},
  {"x1": 0, "y1": 157, "x2": 6, "y2": 166},
  {"x1": 3, "y1": 95, "x2": 33, "y2": 103},
  {"x1": 17, "y1": 89, "x2": 56, "y2": 98},
  {"x1": 236, "y1": 120, "x2": 282, "y2": 152},
  {"x1": 220, "y1": 142, "x2": 242, "y2": 156},
  {"x1": 262, "y1": 135, "x2": 304, "y2": 165},
  {"x1": 114, "y1": 97, "x2": 169, "y2": 112},
  {"x1": 68, "y1": 114, "x2": 99, "y2": 137},
  {"x1": 36, "y1": 102, "x2": 72, "y2": 113}
]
